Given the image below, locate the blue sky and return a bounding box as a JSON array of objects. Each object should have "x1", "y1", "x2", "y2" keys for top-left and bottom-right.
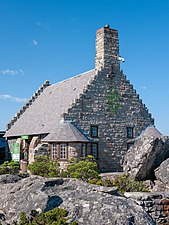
[{"x1": 0, "y1": 0, "x2": 169, "y2": 135}]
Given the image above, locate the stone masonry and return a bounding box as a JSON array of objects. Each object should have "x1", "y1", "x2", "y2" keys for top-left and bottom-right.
[
  {"x1": 125, "y1": 192, "x2": 169, "y2": 224},
  {"x1": 64, "y1": 26, "x2": 154, "y2": 172}
]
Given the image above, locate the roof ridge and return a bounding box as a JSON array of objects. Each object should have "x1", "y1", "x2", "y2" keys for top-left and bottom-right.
[
  {"x1": 50, "y1": 69, "x2": 95, "y2": 87},
  {"x1": 6, "y1": 80, "x2": 50, "y2": 131}
]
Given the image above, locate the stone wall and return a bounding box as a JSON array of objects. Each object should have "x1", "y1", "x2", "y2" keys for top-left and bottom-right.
[
  {"x1": 125, "y1": 192, "x2": 169, "y2": 224},
  {"x1": 64, "y1": 26, "x2": 154, "y2": 172},
  {"x1": 64, "y1": 67, "x2": 153, "y2": 171}
]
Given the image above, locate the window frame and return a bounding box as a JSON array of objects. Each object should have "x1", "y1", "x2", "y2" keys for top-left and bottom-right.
[
  {"x1": 59, "y1": 143, "x2": 68, "y2": 160},
  {"x1": 127, "y1": 127, "x2": 134, "y2": 138},
  {"x1": 52, "y1": 143, "x2": 58, "y2": 160},
  {"x1": 91, "y1": 143, "x2": 98, "y2": 159},
  {"x1": 90, "y1": 125, "x2": 98, "y2": 138},
  {"x1": 51, "y1": 143, "x2": 68, "y2": 160}
]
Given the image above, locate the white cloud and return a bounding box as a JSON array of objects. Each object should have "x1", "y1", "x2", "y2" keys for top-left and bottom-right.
[
  {"x1": 32, "y1": 39, "x2": 38, "y2": 46},
  {"x1": 0, "y1": 94, "x2": 28, "y2": 103},
  {"x1": 141, "y1": 86, "x2": 147, "y2": 90},
  {"x1": 35, "y1": 21, "x2": 49, "y2": 29},
  {"x1": 0, "y1": 69, "x2": 24, "y2": 76}
]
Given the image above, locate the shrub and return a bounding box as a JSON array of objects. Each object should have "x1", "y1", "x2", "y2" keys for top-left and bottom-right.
[
  {"x1": 0, "y1": 160, "x2": 19, "y2": 175},
  {"x1": 15, "y1": 208, "x2": 78, "y2": 225},
  {"x1": 111, "y1": 174, "x2": 149, "y2": 193},
  {"x1": 67, "y1": 155, "x2": 100, "y2": 182},
  {"x1": 28, "y1": 156, "x2": 60, "y2": 177},
  {"x1": 89, "y1": 174, "x2": 149, "y2": 193}
]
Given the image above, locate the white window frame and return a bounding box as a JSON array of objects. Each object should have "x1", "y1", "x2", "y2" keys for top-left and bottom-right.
[
  {"x1": 60, "y1": 143, "x2": 67, "y2": 159},
  {"x1": 52, "y1": 143, "x2": 58, "y2": 159}
]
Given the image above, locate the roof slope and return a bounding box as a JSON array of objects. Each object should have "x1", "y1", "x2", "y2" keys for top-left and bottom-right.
[
  {"x1": 5, "y1": 70, "x2": 95, "y2": 137},
  {"x1": 42, "y1": 121, "x2": 90, "y2": 142}
]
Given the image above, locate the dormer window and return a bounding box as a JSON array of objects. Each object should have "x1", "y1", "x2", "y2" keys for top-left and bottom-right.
[{"x1": 91, "y1": 125, "x2": 98, "y2": 138}]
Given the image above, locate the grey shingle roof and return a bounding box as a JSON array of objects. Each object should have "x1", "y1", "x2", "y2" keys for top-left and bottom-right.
[
  {"x1": 5, "y1": 70, "x2": 95, "y2": 137},
  {"x1": 42, "y1": 121, "x2": 90, "y2": 142}
]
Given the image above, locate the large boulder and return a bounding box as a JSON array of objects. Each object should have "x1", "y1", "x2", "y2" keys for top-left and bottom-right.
[
  {"x1": 155, "y1": 157, "x2": 169, "y2": 189},
  {"x1": 0, "y1": 175, "x2": 155, "y2": 225},
  {"x1": 123, "y1": 126, "x2": 169, "y2": 181},
  {"x1": 0, "y1": 174, "x2": 22, "y2": 184}
]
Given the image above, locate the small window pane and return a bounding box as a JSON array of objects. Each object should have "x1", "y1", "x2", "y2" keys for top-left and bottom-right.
[
  {"x1": 91, "y1": 126, "x2": 98, "y2": 137},
  {"x1": 91, "y1": 143, "x2": 98, "y2": 159},
  {"x1": 127, "y1": 127, "x2": 133, "y2": 138},
  {"x1": 52, "y1": 143, "x2": 58, "y2": 159},
  {"x1": 60, "y1": 143, "x2": 67, "y2": 159}
]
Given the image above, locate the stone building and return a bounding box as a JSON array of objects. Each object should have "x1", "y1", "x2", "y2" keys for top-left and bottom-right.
[{"x1": 5, "y1": 25, "x2": 154, "y2": 171}]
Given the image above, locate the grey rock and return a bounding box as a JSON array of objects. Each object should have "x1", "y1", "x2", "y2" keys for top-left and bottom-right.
[
  {"x1": 123, "y1": 126, "x2": 169, "y2": 181},
  {"x1": 0, "y1": 174, "x2": 22, "y2": 184},
  {"x1": 0, "y1": 175, "x2": 155, "y2": 225},
  {"x1": 152, "y1": 179, "x2": 168, "y2": 192},
  {"x1": 155, "y1": 158, "x2": 169, "y2": 188},
  {"x1": 142, "y1": 180, "x2": 154, "y2": 190}
]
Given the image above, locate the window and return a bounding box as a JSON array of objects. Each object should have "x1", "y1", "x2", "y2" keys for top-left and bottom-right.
[
  {"x1": 127, "y1": 142, "x2": 134, "y2": 150},
  {"x1": 52, "y1": 143, "x2": 58, "y2": 159},
  {"x1": 81, "y1": 143, "x2": 87, "y2": 157},
  {"x1": 91, "y1": 126, "x2": 98, "y2": 138},
  {"x1": 91, "y1": 143, "x2": 98, "y2": 159},
  {"x1": 127, "y1": 127, "x2": 134, "y2": 138},
  {"x1": 60, "y1": 143, "x2": 67, "y2": 159}
]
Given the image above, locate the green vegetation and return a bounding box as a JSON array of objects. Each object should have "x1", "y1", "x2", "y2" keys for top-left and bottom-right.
[
  {"x1": 67, "y1": 155, "x2": 100, "y2": 182},
  {"x1": 13, "y1": 208, "x2": 78, "y2": 225},
  {"x1": 0, "y1": 157, "x2": 148, "y2": 194},
  {"x1": 0, "y1": 160, "x2": 19, "y2": 175},
  {"x1": 107, "y1": 88, "x2": 121, "y2": 114},
  {"x1": 90, "y1": 174, "x2": 149, "y2": 193},
  {"x1": 28, "y1": 156, "x2": 61, "y2": 178},
  {"x1": 27, "y1": 156, "x2": 148, "y2": 193}
]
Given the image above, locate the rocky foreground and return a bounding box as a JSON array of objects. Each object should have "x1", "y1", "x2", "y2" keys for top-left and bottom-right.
[{"x1": 0, "y1": 175, "x2": 155, "y2": 225}]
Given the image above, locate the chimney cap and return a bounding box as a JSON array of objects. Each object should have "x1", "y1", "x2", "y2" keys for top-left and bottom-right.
[{"x1": 104, "y1": 24, "x2": 110, "y2": 28}]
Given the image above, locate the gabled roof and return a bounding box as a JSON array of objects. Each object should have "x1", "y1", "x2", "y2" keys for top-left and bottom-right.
[
  {"x1": 5, "y1": 70, "x2": 95, "y2": 137},
  {"x1": 42, "y1": 121, "x2": 90, "y2": 142}
]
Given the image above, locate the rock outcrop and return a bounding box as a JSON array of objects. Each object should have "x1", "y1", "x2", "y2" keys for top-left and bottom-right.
[
  {"x1": 155, "y1": 158, "x2": 169, "y2": 188},
  {"x1": 123, "y1": 126, "x2": 169, "y2": 181},
  {"x1": 0, "y1": 175, "x2": 155, "y2": 225}
]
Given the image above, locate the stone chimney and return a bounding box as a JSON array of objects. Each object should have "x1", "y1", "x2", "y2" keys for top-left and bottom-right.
[{"x1": 95, "y1": 25, "x2": 120, "y2": 72}]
